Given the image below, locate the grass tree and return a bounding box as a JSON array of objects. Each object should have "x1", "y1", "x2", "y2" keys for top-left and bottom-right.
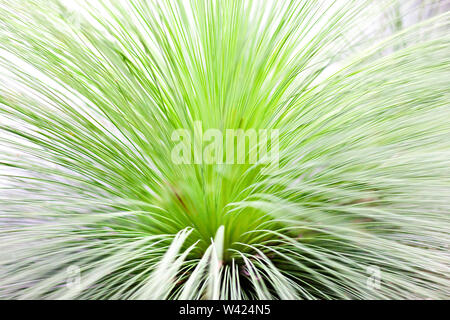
[{"x1": 0, "y1": 0, "x2": 449, "y2": 299}]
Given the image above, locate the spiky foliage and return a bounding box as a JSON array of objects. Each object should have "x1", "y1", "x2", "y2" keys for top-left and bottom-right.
[{"x1": 0, "y1": 0, "x2": 449, "y2": 299}]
